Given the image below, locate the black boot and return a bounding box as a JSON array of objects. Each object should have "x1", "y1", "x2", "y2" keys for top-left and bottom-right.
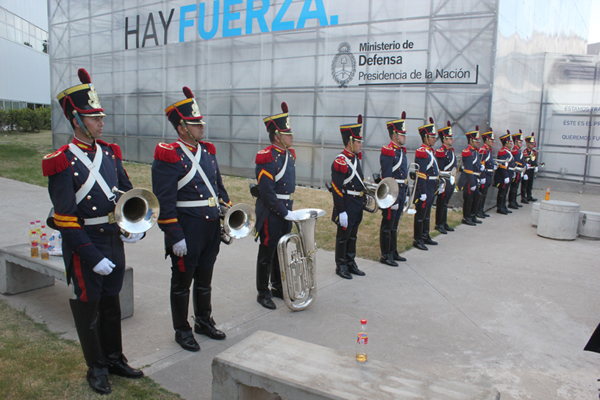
[
  {"x1": 193, "y1": 269, "x2": 226, "y2": 340},
  {"x1": 347, "y1": 228, "x2": 365, "y2": 276},
  {"x1": 170, "y1": 277, "x2": 199, "y2": 351},
  {"x1": 508, "y1": 187, "x2": 519, "y2": 209},
  {"x1": 390, "y1": 230, "x2": 406, "y2": 262},
  {"x1": 175, "y1": 328, "x2": 200, "y2": 352},
  {"x1": 462, "y1": 192, "x2": 476, "y2": 225},
  {"x1": 443, "y1": 207, "x2": 455, "y2": 232},
  {"x1": 435, "y1": 224, "x2": 448, "y2": 234},
  {"x1": 99, "y1": 295, "x2": 143, "y2": 379},
  {"x1": 379, "y1": 219, "x2": 398, "y2": 266},
  {"x1": 413, "y1": 217, "x2": 428, "y2": 251},
  {"x1": 422, "y1": 208, "x2": 437, "y2": 245},
  {"x1": 69, "y1": 299, "x2": 111, "y2": 395},
  {"x1": 335, "y1": 228, "x2": 352, "y2": 279},
  {"x1": 479, "y1": 189, "x2": 491, "y2": 217}
]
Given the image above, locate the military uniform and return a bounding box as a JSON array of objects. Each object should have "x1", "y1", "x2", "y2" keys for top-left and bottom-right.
[
  {"x1": 413, "y1": 118, "x2": 440, "y2": 251},
  {"x1": 508, "y1": 131, "x2": 525, "y2": 209},
  {"x1": 43, "y1": 68, "x2": 142, "y2": 395},
  {"x1": 458, "y1": 127, "x2": 482, "y2": 225},
  {"x1": 434, "y1": 121, "x2": 456, "y2": 233},
  {"x1": 254, "y1": 102, "x2": 296, "y2": 309},
  {"x1": 477, "y1": 130, "x2": 495, "y2": 218},
  {"x1": 521, "y1": 133, "x2": 539, "y2": 203},
  {"x1": 331, "y1": 115, "x2": 366, "y2": 279},
  {"x1": 494, "y1": 131, "x2": 513, "y2": 214},
  {"x1": 152, "y1": 87, "x2": 230, "y2": 351},
  {"x1": 379, "y1": 115, "x2": 408, "y2": 266}
]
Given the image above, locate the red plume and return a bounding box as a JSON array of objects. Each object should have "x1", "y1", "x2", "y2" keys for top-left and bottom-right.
[
  {"x1": 78, "y1": 68, "x2": 91, "y2": 84},
  {"x1": 476, "y1": 125, "x2": 479, "y2": 131},
  {"x1": 401, "y1": 111, "x2": 406, "y2": 119},
  {"x1": 531, "y1": 132, "x2": 535, "y2": 136},
  {"x1": 490, "y1": 127, "x2": 493, "y2": 131},
  {"x1": 506, "y1": 130, "x2": 510, "y2": 134},
  {"x1": 182, "y1": 86, "x2": 194, "y2": 99},
  {"x1": 357, "y1": 114, "x2": 362, "y2": 124},
  {"x1": 519, "y1": 129, "x2": 522, "y2": 133},
  {"x1": 281, "y1": 102, "x2": 288, "y2": 113},
  {"x1": 429, "y1": 117, "x2": 434, "y2": 124},
  {"x1": 447, "y1": 120, "x2": 451, "y2": 127}
]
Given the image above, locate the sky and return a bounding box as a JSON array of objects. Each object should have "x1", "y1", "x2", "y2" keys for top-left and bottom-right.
[{"x1": 590, "y1": 0, "x2": 600, "y2": 43}]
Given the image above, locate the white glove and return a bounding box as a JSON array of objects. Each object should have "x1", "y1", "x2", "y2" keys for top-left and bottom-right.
[
  {"x1": 480, "y1": 178, "x2": 486, "y2": 184},
  {"x1": 284, "y1": 210, "x2": 300, "y2": 221},
  {"x1": 534, "y1": 166, "x2": 538, "y2": 173},
  {"x1": 172, "y1": 239, "x2": 187, "y2": 257},
  {"x1": 523, "y1": 174, "x2": 529, "y2": 181},
  {"x1": 504, "y1": 177, "x2": 510, "y2": 184},
  {"x1": 391, "y1": 204, "x2": 399, "y2": 210},
  {"x1": 93, "y1": 257, "x2": 115, "y2": 276},
  {"x1": 338, "y1": 211, "x2": 348, "y2": 228},
  {"x1": 470, "y1": 186, "x2": 476, "y2": 191},
  {"x1": 437, "y1": 186, "x2": 445, "y2": 194},
  {"x1": 120, "y1": 232, "x2": 144, "y2": 243},
  {"x1": 480, "y1": 164, "x2": 485, "y2": 171},
  {"x1": 493, "y1": 164, "x2": 498, "y2": 171},
  {"x1": 420, "y1": 194, "x2": 427, "y2": 202}
]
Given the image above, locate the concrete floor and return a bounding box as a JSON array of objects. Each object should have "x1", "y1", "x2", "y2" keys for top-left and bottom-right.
[{"x1": 1, "y1": 176, "x2": 600, "y2": 400}]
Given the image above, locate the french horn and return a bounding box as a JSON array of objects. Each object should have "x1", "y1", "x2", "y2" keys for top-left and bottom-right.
[
  {"x1": 277, "y1": 208, "x2": 326, "y2": 311},
  {"x1": 113, "y1": 188, "x2": 160, "y2": 234},
  {"x1": 220, "y1": 203, "x2": 256, "y2": 245},
  {"x1": 362, "y1": 177, "x2": 399, "y2": 213}
]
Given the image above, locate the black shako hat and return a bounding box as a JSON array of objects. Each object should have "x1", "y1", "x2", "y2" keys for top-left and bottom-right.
[
  {"x1": 386, "y1": 111, "x2": 406, "y2": 135},
  {"x1": 437, "y1": 120, "x2": 453, "y2": 140},
  {"x1": 465, "y1": 125, "x2": 480, "y2": 142},
  {"x1": 418, "y1": 117, "x2": 436, "y2": 142},
  {"x1": 524, "y1": 132, "x2": 536, "y2": 145},
  {"x1": 512, "y1": 129, "x2": 523, "y2": 142},
  {"x1": 500, "y1": 130, "x2": 511, "y2": 145},
  {"x1": 481, "y1": 127, "x2": 494, "y2": 141},
  {"x1": 264, "y1": 102, "x2": 293, "y2": 134},
  {"x1": 165, "y1": 86, "x2": 205, "y2": 129},
  {"x1": 340, "y1": 114, "x2": 363, "y2": 142},
  {"x1": 56, "y1": 68, "x2": 105, "y2": 120}
]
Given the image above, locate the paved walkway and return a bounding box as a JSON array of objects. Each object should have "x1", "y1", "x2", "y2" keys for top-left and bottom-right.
[{"x1": 1, "y1": 177, "x2": 599, "y2": 399}]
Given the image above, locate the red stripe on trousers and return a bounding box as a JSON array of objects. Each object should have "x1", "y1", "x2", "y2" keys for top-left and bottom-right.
[
  {"x1": 264, "y1": 217, "x2": 270, "y2": 246},
  {"x1": 73, "y1": 254, "x2": 87, "y2": 302},
  {"x1": 177, "y1": 256, "x2": 185, "y2": 272}
]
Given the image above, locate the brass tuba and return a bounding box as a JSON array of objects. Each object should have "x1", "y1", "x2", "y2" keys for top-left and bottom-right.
[
  {"x1": 220, "y1": 203, "x2": 256, "y2": 245},
  {"x1": 362, "y1": 177, "x2": 399, "y2": 213},
  {"x1": 277, "y1": 208, "x2": 326, "y2": 311},
  {"x1": 403, "y1": 163, "x2": 420, "y2": 215},
  {"x1": 113, "y1": 188, "x2": 160, "y2": 234}
]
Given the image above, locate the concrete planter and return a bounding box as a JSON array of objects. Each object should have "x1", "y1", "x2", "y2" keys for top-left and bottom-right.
[
  {"x1": 537, "y1": 200, "x2": 580, "y2": 240},
  {"x1": 578, "y1": 211, "x2": 600, "y2": 239}
]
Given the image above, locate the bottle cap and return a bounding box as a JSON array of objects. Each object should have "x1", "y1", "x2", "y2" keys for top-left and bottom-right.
[
  {"x1": 36, "y1": 220, "x2": 41, "y2": 223},
  {"x1": 361, "y1": 319, "x2": 367, "y2": 324}
]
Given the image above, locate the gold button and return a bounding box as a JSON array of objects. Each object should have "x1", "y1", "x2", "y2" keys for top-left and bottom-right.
[
  {"x1": 74, "y1": 157, "x2": 78, "y2": 161},
  {"x1": 87, "y1": 195, "x2": 92, "y2": 200},
  {"x1": 100, "y1": 228, "x2": 104, "y2": 233},
  {"x1": 92, "y1": 206, "x2": 97, "y2": 211},
  {"x1": 71, "y1": 162, "x2": 75, "y2": 165},
  {"x1": 112, "y1": 155, "x2": 115, "y2": 159},
  {"x1": 74, "y1": 172, "x2": 79, "y2": 176}
]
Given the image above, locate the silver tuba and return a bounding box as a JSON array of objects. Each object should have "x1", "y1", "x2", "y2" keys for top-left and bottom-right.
[
  {"x1": 403, "y1": 163, "x2": 420, "y2": 215},
  {"x1": 113, "y1": 188, "x2": 160, "y2": 234},
  {"x1": 277, "y1": 208, "x2": 326, "y2": 311},
  {"x1": 362, "y1": 177, "x2": 399, "y2": 213},
  {"x1": 220, "y1": 203, "x2": 256, "y2": 245}
]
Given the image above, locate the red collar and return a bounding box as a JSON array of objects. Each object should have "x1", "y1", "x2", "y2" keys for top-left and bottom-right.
[
  {"x1": 72, "y1": 136, "x2": 95, "y2": 152},
  {"x1": 343, "y1": 148, "x2": 362, "y2": 159},
  {"x1": 178, "y1": 138, "x2": 199, "y2": 152}
]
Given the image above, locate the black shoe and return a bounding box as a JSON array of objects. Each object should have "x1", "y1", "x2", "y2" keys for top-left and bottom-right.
[
  {"x1": 497, "y1": 208, "x2": 508, "y2": 215},
  {"x1": 508, "y1": 203, "x2": 519, "y2": 210},
  {"x1": 482, "y1": 212, "x2": 491, "y2": 217},
  {"x1": 335, "y1": 266, "x2": 352, "y2": 279},
  {"x1": 435, "y1": 224, "x2": 448, "y2": 234},
  {"x1": 476, "y1": 211, "x2": 486, "y2": 219},
  {"x1": 423, "y1": 235, "x2": 438, "y2": 245},
  {"x1": 527, "y1": 197, "x2": 538, "y2": 202},
  {"x1": 348, "y1": 262, "x2": 366, "y2": 276},
  {"x1": 462, "y1": 217, "x2": 476, "y2": 226},
  {"x1": 380, "y1": 255, "x2": 398, "y2": 267},
  {"x1": 271, "y1": 288, "x2": 284, "y2": 300},
  {"x1": 87, "y1": 367, "x2": 111, "y2": 395},
  {"x1": 257, "y1": 295, "x2": 276, "y2": 310},
  {"x1": 443, "y1": 224, "x2": 455, "y2": 232},
  {"x1": 516, "y1": 202, "x2": 523, "y2": 208},
  {"x1": 521, "y1": 197, "x2": 529, "y2": 204},
  {"x1": 194, "y1": 318, "x2": 226, "y2": 340},
  {"x1": 107, "y1": 354, "x2": 144, "y2": 379},
  {"x1": 472, "y1": 217, "x2": 482, "y2": 224},
  {"x1": 413, "y1": 240, "x2": 428, "y2": 251},
  {"x1": 175, "y1": 329, "x2": 200, "y2": 352},
  {"x1": 392, "y1": 252, "x2": 407, "y2": 262},
  {"x1": 506, "y1": 208, "x2": 513, "y2": 213}
]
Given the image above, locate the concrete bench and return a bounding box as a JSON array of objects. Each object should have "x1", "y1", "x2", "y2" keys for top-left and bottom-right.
[
  {"x1": 212, "y1": 331, "x2": 499, "y2": 400},
  {"x1": 0, "y1": 244, "x2": 134, "y2": 319},
  {"x1": 537, "y1": 200, "x2": 580, "y2": 240},
  {"x1": 578, "y1": 211, "x2": 600, "y2": 240}
]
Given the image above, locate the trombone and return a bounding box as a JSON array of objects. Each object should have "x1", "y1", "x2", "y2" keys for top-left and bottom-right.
[
  {"x1": 403, "y1": 163, "x2": 419, "y2": 215},
  {"x1": 219, "y1": 203, "x2": 256, "y2": 245},
  {"x1": 362, "y1": 177, "x2": 399, "y2": 213}
]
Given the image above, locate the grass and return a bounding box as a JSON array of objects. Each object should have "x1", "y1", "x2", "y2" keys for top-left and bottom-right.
[{"x1": 0, "y1": 130, "x2": 461, "y2": 399}]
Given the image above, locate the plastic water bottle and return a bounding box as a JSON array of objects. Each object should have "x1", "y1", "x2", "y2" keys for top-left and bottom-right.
[
  {"x1": 40, "y1": 233, "x2": 49, "y2": 260},
  {"x1": 356, "y1": 319, "x2": 368, "y2": 362},
  {"x1": 545, "y1": 187, "x2": 550, "y2": 201},
  {"x1": 35, "y1": 220, "x2": 42, "y2": 236},
  {"x1": 30, "y1": 223, "x2": 39, "y2": 258}
]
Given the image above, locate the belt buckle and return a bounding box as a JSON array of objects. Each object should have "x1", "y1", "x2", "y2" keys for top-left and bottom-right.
[
  {"x1": 208, "y1": 197, "x2": 217, "y2": 207},
  {"x1": 288, "y1": 193, "x2": 294, "y2": 200},
  {"x1": 359, "y1": 191, "x2": 364, "y2": 197},
  {"x1": 108, "y1": 212, "x2": 116, "y2": 224}
]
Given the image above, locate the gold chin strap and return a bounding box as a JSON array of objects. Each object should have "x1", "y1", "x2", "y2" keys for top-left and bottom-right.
[
  {"x1": 275, "y1": 130, "x2": 290, "y2": 150},
  {"x1": 180, "y1": 119, "x2": 198, "y2": 144},
  {"x1": 73, "y1": 110, "x2": 92, "y2": 139}
]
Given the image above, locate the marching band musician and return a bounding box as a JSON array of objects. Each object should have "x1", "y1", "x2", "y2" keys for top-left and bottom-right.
[
  {"x1": 458, "y1": 126, "x2": 483, "y2": 226},
  {"x1": 253, "y1": 102, "x2": 297, "y2": 310},
  {"x1": 42, "y1": 68, "x2": 143, "y2": 395},
  {"x1": 331, "y1": 115, "x2": 367, "y2": 279},
  {"x1": 152, "y1": 87, "x2": 230, "y2": 352},
  {"x1": 434, "y1": 121, "x2": 456, "y2": 234},
  {"x1": 494, "y1": 131, "x2": 514, "y2": 214},
  {"x1": 412, "y1": 118, "x2": 440, "y2": 251},
  {"x1": 521, "y1": 133, "x2": 539, "y2": 203},
  {"x1": 477, "y1": 128, "x2": 495, "y2": 219},
  {"x1": 508, "y1": 130, "x2": 525, "y2": 209},
  {"x1": 379, "y1": 112, "x2": 409, "y2": 266}
]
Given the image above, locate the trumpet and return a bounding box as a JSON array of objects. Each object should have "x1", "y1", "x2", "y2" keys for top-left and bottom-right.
[
  {"x1": 362, "y1": 177, "x2": 399, "y2": 213},
  {"x1": 403, "y1": 163, "x2": 420, "y2": 215},
  {"x1": 112, "y1": 188, "x2": 160, "y2": 235},
  {"x1": 277, "y1": 208, "x2": 326, "y2": 311},
  {"x1": 219, "y1": 203, "x2": 256, "y2": 245}
]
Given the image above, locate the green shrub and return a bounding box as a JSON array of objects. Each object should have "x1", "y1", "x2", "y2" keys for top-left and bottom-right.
[
  {"x1": 6, "y1": 109, "x2": 19, "y2": 131},
  {"x1": 0, "y1": 109, "x2": 6, "y2": 133}
]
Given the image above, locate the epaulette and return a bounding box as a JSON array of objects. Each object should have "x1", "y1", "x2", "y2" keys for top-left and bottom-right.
[
  {"x1": 498, "y1": 148, "x2": 508, "y2": 156},
  {"x1": 334, "y1": 156, "x2": 348, "y2": 173},
  {"x1": 381, "y1": 145, "x2": 395, "y2": 157},
  {"x1": 435, "y1": 148, "x2": 446, "y2": 158},
  {"x1": 415, "y1": 148, "x2": 428, "y2": 159},
  {"x1": 154, "y1": 142, "x2": 181, "y2": 163},
  {"x1": 402, "y1": 147, "x2": 407, "y2": 154},
  {"x1": 256, "y1": 146, "x2": 274, "y2": 164},
  {"x1": 289, "y1": 148, "x2": 296, "y2": 159},
  {"x1": 478, "y1": 147, "x2": 487, "y2": 155},
  {"x1": 462, "y1": 148, "x2": 472, "y2": 157},
  {"x1": 511, "y1": 148, "x2": 520, "y2": 156},
  {"x1": 96, "y1": 141, "x2": 124, "y2": 160},
  {"x1": 200, "y1": 141, "x2": 216, "y2": 155},
  {"x1": 42, "y1": 145, "x2": 70, "y2": 176}
]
